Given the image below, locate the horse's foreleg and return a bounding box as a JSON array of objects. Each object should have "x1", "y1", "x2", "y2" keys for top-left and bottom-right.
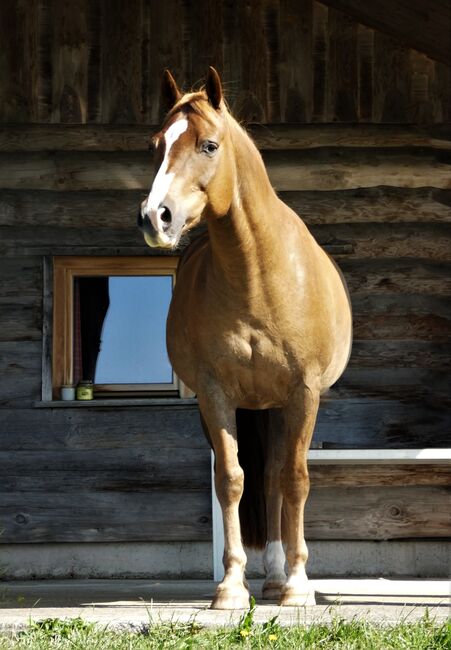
[
  {"x1": 279, "y1": 384, "x2": 319, "y2": 607},
  {"x1": 262, "y1": 411, "x2": 286, "y2": 600},
  {"x1": 198, "y1": 391, "x2": 249, "y2": 610}
]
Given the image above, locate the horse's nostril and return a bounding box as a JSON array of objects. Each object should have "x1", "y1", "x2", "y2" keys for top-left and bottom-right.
[
  {"x1": 160, "y1": 206, "x2": 172, "y2": 224},
  {"x1": 137, "y1": 210, "x2": 144, "y2": 228}
]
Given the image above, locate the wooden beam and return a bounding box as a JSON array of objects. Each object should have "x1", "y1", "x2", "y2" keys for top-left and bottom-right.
[
  {"x1": 319, "y1": 0, "x2": 451, "y2": 64},
  {"x1": 1, "y1": 124, "x2": 450, "y2": 152}
]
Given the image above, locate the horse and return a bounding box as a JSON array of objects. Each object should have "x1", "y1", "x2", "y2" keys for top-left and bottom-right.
[{"x1": 138, "y1": 67, "x2": 352, "y2": 609}]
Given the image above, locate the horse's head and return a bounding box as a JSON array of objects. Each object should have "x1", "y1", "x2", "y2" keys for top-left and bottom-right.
[{"x1": 139, "y1": 67, "x2": 235, "y2": 249}]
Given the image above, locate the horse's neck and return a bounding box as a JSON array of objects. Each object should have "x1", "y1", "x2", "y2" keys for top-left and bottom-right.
[{"x1": 207, "y1": 119, "x2": 284, "y2": 287}]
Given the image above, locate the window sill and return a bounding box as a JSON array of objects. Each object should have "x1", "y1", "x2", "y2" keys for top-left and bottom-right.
[{"x1": 33, "y1": 398, "x2": 198, "y2": 408}]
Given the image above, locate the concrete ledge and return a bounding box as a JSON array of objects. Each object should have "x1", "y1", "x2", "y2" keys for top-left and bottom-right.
[
  {"x1": 2, "y1": 540, "x2": 450, "y2": 580},
  {"x1": 0, "y1": 579, "x2": 450, "y2": 631}
]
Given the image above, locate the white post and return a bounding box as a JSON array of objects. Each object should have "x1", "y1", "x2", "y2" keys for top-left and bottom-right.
[{"x1": 211, "y1": 450, "x2": 225, "y2": 581}]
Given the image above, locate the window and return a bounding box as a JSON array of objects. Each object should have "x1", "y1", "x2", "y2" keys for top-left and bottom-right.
[{"x1": 52, "y1": 256, "x2": 185, "y2": 399}]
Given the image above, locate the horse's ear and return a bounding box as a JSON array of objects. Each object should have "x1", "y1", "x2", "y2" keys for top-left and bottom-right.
[
  {"x1": 206, "y1": 66, "x2": 223, "y2": 109},
  {"x1": 161, "y1": 69, "x2": 182, "y2": 112}
]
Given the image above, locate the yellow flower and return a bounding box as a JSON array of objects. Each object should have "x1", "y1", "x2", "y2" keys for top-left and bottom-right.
[
  {"x1": 268, "y1": 633, "x2": 278, "y2": 641},
  {"x1": 240, "y1": 629, "x2": 250, "y2": 637}
]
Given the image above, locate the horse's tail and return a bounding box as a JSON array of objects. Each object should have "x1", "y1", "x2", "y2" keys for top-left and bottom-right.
[
  {"x1": 200, "y1": 408, "x2": 269, "y2": 550},
  {"x1": 236, "y1": 408, "x2": 268, "y2": 550}
]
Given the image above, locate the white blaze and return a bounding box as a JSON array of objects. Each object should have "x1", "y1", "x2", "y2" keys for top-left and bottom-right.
[{"x1": 145, "y1": 118, "x2": 188, "y2": 217}]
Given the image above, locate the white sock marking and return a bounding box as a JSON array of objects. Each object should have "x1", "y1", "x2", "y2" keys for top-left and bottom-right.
[{"x1": 263, "y1": 540, "x2": 286, "y2": 581}]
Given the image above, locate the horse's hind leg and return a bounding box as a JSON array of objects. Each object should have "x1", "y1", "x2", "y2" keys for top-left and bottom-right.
[
  {"x1": 262, "y1": 410, "x2": 286, "y2": 600},
  {"x1": 279, "y1": 384, "x2": 319, "y2": 607},
  {"x1": 198, "y1": 390, "x2": 249, "y2": 610}
]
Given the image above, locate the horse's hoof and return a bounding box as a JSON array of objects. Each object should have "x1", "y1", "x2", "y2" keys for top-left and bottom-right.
[
  {"x1": 262, "y1": 580, "x2": 285, "y2": 601},
  {"x1": 279, "y1": 589, "x2": 316, "y2": 607},
  {"x1": 210, "y1": 585, "x2": 250, "y2": 610}
]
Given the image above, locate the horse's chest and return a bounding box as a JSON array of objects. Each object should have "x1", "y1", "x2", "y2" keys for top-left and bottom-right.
[{"x1": 211, "y1": 329, "x2": 292, "y2": 405}]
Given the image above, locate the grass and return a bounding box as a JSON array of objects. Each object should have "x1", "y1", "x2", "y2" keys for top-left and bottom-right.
[{"x1": 0, "y1": 602, "x2": 449, "y2": 650}]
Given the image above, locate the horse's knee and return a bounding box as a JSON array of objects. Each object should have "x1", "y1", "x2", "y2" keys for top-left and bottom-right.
[
  {"x1": 281, "y1": 466, "x2": 310, "y2": 503},
  {"x1": 215, "y1": 465, "x2": 244, "y2": 503}
]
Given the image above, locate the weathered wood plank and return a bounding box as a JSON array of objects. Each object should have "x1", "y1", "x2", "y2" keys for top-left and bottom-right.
[
  {"x1": 349, "y1": 340, "x2": 451, "y2": 369},
  {"x1": 185, "y1": 0, "x2": 223, "y2": 91},
  {"x1": 0, "y1": 490, "x2": 212, "y2": 543},
  {"x1": 235, "y1": 0, "x2": 269, "y2": 122},
  {"x1": 319, "y1": 0, "x2": 451, "y2": 65},
  {"x1": 99, "y1": 0, "x2": 143, "y2": 123},
  {"x1": 334, "y1": 368, "x2": 451, "y2": 400},
  {"x1": 0, "y1": 148, "x2": 449, "y2": 191},
  {"x1": 146, "y1": 0, "x2": 185, "y2": 123},
  {"x1": 357, "y1": 24, "x2": 373, "y2": 121},
  {"x1": 0, "y1": 406, "x2": 206, "y2": 451},
  {"x1": 305, "y1": 485, "x2": 451, "y2": 540},
  {"x1": 1, "y1": 222, "x2": 449, "y2": 263},
  {"x1": 311, "y1": 222, "x2": 451, "y2": 261},
  {"x1": 50, "y1": 0, "x2": 89, "y2": 123},
  {"x1": 313, "y1": 396, "x2": 450, "y2": 449},
  {"x1": 312, "y1": 1, "x2": 328, "y2": 121},
  {"x1": 327, "y1": 7, "x2": 358, "y2": 121},
  {"x1": 373, "y1": 31, "x2": 411, "y2": 123},
  {"x1": 2, "y1": 124, "x2": 450, "y2": 152},
  {"x1": 2, "y1": 188, "x2": 450, "y2": 228},
  {"x1": 0, "y1": 0, "x2": 40, "y2": 122},
  {"x1": 341, "y1": 258, "x2": 451, "y2": 296},
  {"x1": 0, "y1": 342, "x2": 41, "y2": 405},
  {"x1": 279, "y1": 0, "x2": 313, "y2": 122},
  {"x1": 0, "y1": 447, "x2": 210, "y2": 492},
  {"x1": 309, "y1": 465, "x2": 451, "y2": 488}
]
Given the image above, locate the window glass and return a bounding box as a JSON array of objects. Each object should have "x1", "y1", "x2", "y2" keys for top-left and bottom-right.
[{"x1": 74, "y1": 275, "x2": 173, "y2": 385}]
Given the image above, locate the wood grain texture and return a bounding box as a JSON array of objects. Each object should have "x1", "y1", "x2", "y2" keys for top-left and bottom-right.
[
  {"x1": 1, "y1": 188, "x2": 450, "y2": 229},
  {"x1": 305, "y1": 485, "x2": 451, "y2": 540},
  {"x1": 51, "y1": 0, "x2": 89, "y2": 123},
  {"x1": 0, "y1": 148, "x2": 449, "y2": 192},
  {"x1": 2, "y1": 124, "x2": 450, "y2": 152},
  {"x1": 0, "y1": 490, "x2": 212, "y2": 543},
  {"x1": 319, "y1": 0, "x2": 451, "y2": 65}
]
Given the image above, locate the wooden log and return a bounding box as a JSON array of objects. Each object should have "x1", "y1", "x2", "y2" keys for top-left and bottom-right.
[
  {"x1": 311, "y1": 222, "x2": 451, "y2": 261},
  {"x1": 2, "y1": 188, "x2": 450, "y2": 228},
  {"x1": 0, "y1": 406, "x2": 206, "y2": 451},
  {"x1": 305, "y1": 485, "x2": 451, "y2": 540},
  {"x1": 0, "y1": 490, "x2": 212, "y2": 543},
  {"x1": 1, "y1": 222, "x2": 449, "y2": 263},
  {"x1": 50, "y1": 0, "x2": 89, "y2": 123},
  {"x1": 0, "y1": 148, "x2": 449, "y2": 192},
  {"x1": 0, "y1": 342, "x2": 41, "y2": 405},
  {"x1": 309, "y1": 464, "x2": 451, "y2": 488},
  {"x1": 348, "y1": 340, "x2": 451, "y2": 369},
  {"x1": 0, "y1": 447, "x2": 210, "y2": 492},
  {"x1": 313, "y1": 396, "x2": 451, "y2": 449},
  {"x1": 1, "y1": 124, "x2": 450, "y2": 152},
  {"x1": 341, "y1": 258, "x2": 451, "y2": 296},
  {"x1": 334, "y1": 368, "x2": 451, "y2": 400}
]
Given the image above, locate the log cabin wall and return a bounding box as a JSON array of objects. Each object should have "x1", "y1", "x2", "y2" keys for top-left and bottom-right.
[{"x1": 0, "y1": 0, "x2": 450, "y2": 560}]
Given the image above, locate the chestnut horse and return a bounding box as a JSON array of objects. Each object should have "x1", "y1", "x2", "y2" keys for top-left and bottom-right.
[{"x1": 139, "y1": 68, "x2": 352, "y2": 609}]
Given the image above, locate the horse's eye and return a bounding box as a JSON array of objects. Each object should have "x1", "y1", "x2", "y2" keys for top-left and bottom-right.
[{"x1": 201, "y1": 141, "x2": 218, "y2": 156}]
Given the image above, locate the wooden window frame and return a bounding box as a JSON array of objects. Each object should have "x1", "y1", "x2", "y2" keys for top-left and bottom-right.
[{"x1": 52, "y1": 256, "x2": 180, "y2": 400}]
